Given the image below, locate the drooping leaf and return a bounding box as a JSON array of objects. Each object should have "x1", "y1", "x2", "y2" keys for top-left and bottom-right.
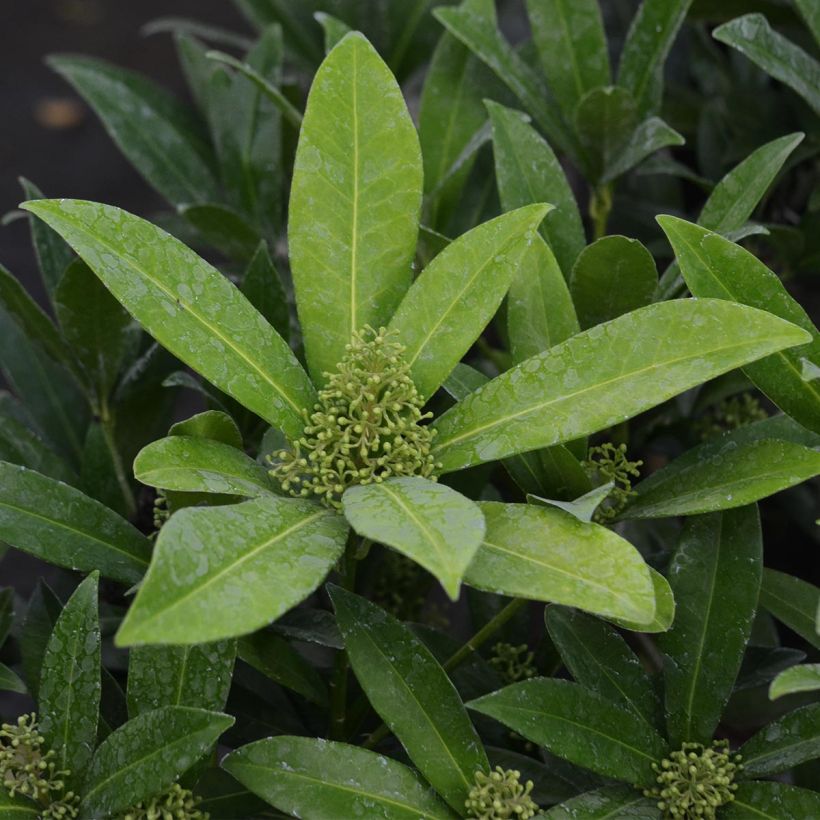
[
  {"x1": 570, "y1": 236, "x2": 657, "y2": 329},
  {"x1": 222, "y1": 736, "x2": 458, "y2": 819},
  {"x1": 469, "y1": 679, "x2": 669, "y2": 787},
  {"x1": 329, "y1": 586, "x2": 488, "y2": 812},
  {"x1": 39, "y1": 573, "x2": 100, "y2": 791},
  {"x1": 289, "y1": 32, "x2": 423, "y2": 384},
  {"x1": 528, "y1": 483, "x2": 614, "y2": 524},
  {"x1": 117, "y1": 496, "x2": 348, "y2": 645},
  {"x1": 389, "y1": 204, "x2": 548, "y2": 399},
  {"x1": 770, "y1": 664, "x2": 820, "y2": 700},
  {"x1": 0, "y1": 461, "x2": 150, "y2": 585},
  {"x1": 723, "y1": 782, "x2": 820, "y2": 818},
  {"x1": 465, "y1": 502, "x2": 656, "y2": 626},
  {"x1": 544, "y1": 786, "x2": 661, "y2": 818},
  {"x1": 21, "y1": 199, "x2": 315, "y2": 439},
  {"x1": 740, "y1": 704, "x2": 820, "y2": 776},
  {"x1": 659, "y1": 508, "x2": 762, "y2": 746},
  {"x1": 241, "y1": 241, "x2": 290, "y2": 345},
  {"x1": 432, "y1": 299, "x2": 810, "y2": 472},
  {"x1": 659, "y1": 217, "x2": 820, "y2": 433},
  {"x1": 81, "y1": 706, "x2": 234, "y2": 818},
  {"x1": 759, "y1": 569, "x2": 820, "y2": 650}
]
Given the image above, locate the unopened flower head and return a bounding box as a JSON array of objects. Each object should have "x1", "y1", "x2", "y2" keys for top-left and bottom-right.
[
  {"x1": 695, "y1": 393, "x2": 767, "y2": 441},
  {"x1": 490, "y1": 642, "x2": 537, "y2": 684},
  {"x1": 118, "y1": 783, "x2": 208, "y2": 820},
  {"x1": 465, "y1": 766, "x2": 538, "y2": 819},
  {"x1": 584, "y1": 442, "x2": 642, "y2": 523}
]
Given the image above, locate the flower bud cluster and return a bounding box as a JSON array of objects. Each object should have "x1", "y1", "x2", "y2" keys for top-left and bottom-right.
[
  {"x1": 583, "y1": 442, "x2": 642, "y2": 522},
  {"x1": 695, "y1": 393, "x2": 767, "y2": 441},
  {"x1": 489, "y1": 643, "x2": 536, "y2": 684},
  {"x1": 118, "y1": 783, "x2": 208, "y2": 820},
  {"x1": 465, "y1": 767, "x2": 538, "y2": 819}
]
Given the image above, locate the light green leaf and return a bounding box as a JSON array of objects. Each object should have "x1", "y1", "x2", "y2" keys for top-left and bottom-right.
[
  {"x1": 0, "y1": 461, "x2": 150, "y2": 585},
  {"x1": 342, "y1": 476, "x2": 485, "y2": 600},
  {"x1": 570, "y1": 236, "x2": 657, "y2": 329},
  {"x1": 607, "y1": 568, "x2": 675, "y2": 634},
  {"x1": 770, "y1": 664, "x2": 820, "y2": 700},
  {"x1": 222, "y1": 736, "x2": 458, "y2": 819},
  {"x1": 468, "y1": 679, "x2": 669, "y2": 787},
  {"x1": 465, "y1": 502, "x2": 656, "y2": 626},
  {"x1": 544, "y1": 786, "x2": 661, "y2": 818},
  {"x1": 723, "y1": 782, "x2": 820, "y2": 818},
  {"x1": 0, "y1": 662, "x2": 26, "y2": 693},
  {"x1": 40, "y1": 573, "x2": 100, "y2": 791},
  {"x1": 432, "y1": 299, "x2": 810, "y2": 473},
  {"x1": 659, "y1": 508, "x2": 762, "y2": 746},
  {"x1": 388, "y1": 204, "x2": 548, "y2": 400},
  {"x1": 21, "y1": 199, "x2": 315, "y2": 439},
  {"x1": 759, "y1": 569, "x2": 820, "y2": 650},
  {"x1": 713, "y1": 14, "x2": 820, "y2": 114},
  {"x1": 241, "y1": 241, "x2": 290, "y2": 346},
  {"x1": 179, "y1": 203, "x2": 261, "y2": 262},
  {"x1": 622, "y1": 439, "x2": 820, "y2": 519},
  {"x1": 740, "y1": 703, "x2": 820, "y2": 776},
  {"x1": 81, "y1": 706, "x2": 234, "y2": 818},
  {"x1": 289, "y1": 32, "x2": 423, "y2": 384},
  {"x1": 315, "y1": 12, "x2": 352, "y2": 53},
  {"x1": 116, "y1": 496, "x2": 348, "y2": 645},
  {"x1": 574, "y1": 86, "x2": 638, "y2": 182},
  {"x1": 127, "y1": 640, "x2": 236, "y2": 716},
  {"x1": 659, "y1": 217, "x2": 820, "y2": 433},
  {"x1": 169, "y1": 410, "x2": 243, "y2": 448},
  {"x1": 487, "y1": 100, "x2": 585, "y2": 279},
  {"x1": 525, "y1": 0, "x2": 610, "y2": 121},
  {"x1": 601, "y1": 116, "x2": 684, "y2": 184},
  {"x1": 134, "y1": 435, "x2": 278, "y2": 497},
  {"x1": 618, "y1": 0, "x2": 694, "y2": 117},
  {"x1": 48, "y1": 55, "x2": 219, "y2": 205},
  {"x1": 329, "y1": 586, "x2": 488, "y2": 812},
  {"x1": 528, "y1": 483, "x2": 613, "y2": 524}
]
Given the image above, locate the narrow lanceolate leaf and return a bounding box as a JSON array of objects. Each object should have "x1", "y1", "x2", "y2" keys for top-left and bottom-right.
[
  {"x1": 622, "y1": 439, "x2": 820, "y2": 519},
  {"x1": 432, "y1": 299, "x2": 810, "y2": 473},
  {"x1": 81, "y1": 707, "x2": 234, "y2": 818},
  {"x1": 127, "y1": 640, "x2": 236, "y2": 716},
  {"x1": 487, "y1": 101, "x2": 585, "y2": 278},
  {"x1": 740, "y1": 704, "x2": 820, "y2": 776},
  {"x1": 659, "y1": 508, "x2": 762, "y2": 746},
  {"x1": 570, "y1": 236, "x2": 657, "y2": 330},
  {"x1": 342, "y1": 477, "x2": 484, "y2": 600},
  {"x1": 546, "y1": 608, "x2": 662, "y2": 731},
  {"x1": 0, "y1": 662, "x2": 26, "y2": 693},
  {"x1": 21, "y1": 200, "x2": 315, "y2": 439},
  {"x1": 39, "y1": 573, "x2": 100, "y2": 791},
  {"x1": 134, "y1": 436, "x2": 278, "y2": 497},
  {"x1": 618, "y1": 0, "x2": 694, "y2": 117},
  {"x1": 713, "y1": 14, "x2": 820, "y2": 114},
  {"x1": 20, "y1": 582, "x2": 62, "y2": 701},
  {"x1": 601, "y1": 116, "x2": 684, "y2": 183},
  {"x1": 469, "y1": 679, "x2": 669, "y2": 787},
  {"x1": 544, "y1": 786, "x2": 660, "y2": 818},
  {"x1": 289, "y1": 33, "x2": 423, "y2": 383},
  {"x1": 724, "y1": 782, "x2": 820, "y2": 818},
  {"x1": 48, "y1": 56, "x2": 219, "y2": 205},
  {"x1": 329, "y1": 587, "x2": 487, "y2": 812},
  {"x1": 241, "y1": 241, "x2": 290, "y2": 345},
  {"x1": 759, "y1": 569, "x2": 820, "y2": 650},
  {"x1": 525, "y1": 0, "x2": 610, "y2": 121},
  {"x1": 0, "y1": 462, "x2": 150, "y2": 585},
  {"x1": 389, "y1": 204, "x2": 547, "y2": 400},
  {"x1": 117, "y1": 496, "x2": 348, "y2": 645},
  {"x1": 223, "y1": 737, "x2": 458, "y2": 820},
  {"x1": 465, "y1": 502, "x2": 656, "y2": 626},
  {"x1": 770, "y1": 664, "x2": 820, "y2": 700},
  {"x1": 659, "y1": 217, "x2": 820, "y2": 433}
]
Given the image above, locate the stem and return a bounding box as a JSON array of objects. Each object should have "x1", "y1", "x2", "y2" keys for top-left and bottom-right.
[
  {"x1": 590, "y1": 184, "x2": 613, "y2": 240},
  {"x1": 99, "y1": 397, "x2": 137, "y2": 520},
  {"x1": 362, "y1": 597, "x2": 527, "y2": 749}
]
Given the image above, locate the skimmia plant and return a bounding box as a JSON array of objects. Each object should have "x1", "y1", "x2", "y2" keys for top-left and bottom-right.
[{"x1": 2, "y1": 0, "x2": 820, "y2": 818}]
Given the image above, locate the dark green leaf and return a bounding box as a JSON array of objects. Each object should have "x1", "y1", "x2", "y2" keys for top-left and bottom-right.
[
  {"x1": 574, "y1": 86, "x2": 638, "y2": 182},
  {"x1": 724, "y1": 781, "x2": 820, "y2": 818},
  {"x1": 20, "y1": 581, "x2": 62, "y2": 701},
  {"x1": 0, "y1": 662, "x2": 26, "y2": 694},
  {"x1": 241, "y1": 241, "x2": 290, "y2": 345},
  {"x1": 0, "y1": 791, "x2": 40, "y2": 817},
  {"x1": 601, "y1": 117, "x2": 684, "y2": 183},
  {"x1": 740, "y1": 703, "x2": 820, "y2": 776},
  {"x1": 180, "y1": 203, "x2": 261, "y2": 262},
  {"x1": 759, "y1": 569, "x2": 820, "y2": 650},
  {"x1": 544, "y1": 785, "x2": 661, "y2": 818}
]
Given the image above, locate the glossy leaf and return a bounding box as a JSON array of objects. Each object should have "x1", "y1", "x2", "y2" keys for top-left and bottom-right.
[
  {"x1": 570, "y1": 236, "x2": 657, "y2": 330},
  {"x1": 117, "y1": 496, "x2": 348, "y2": 645},
  {"x1": 0, "y1": 461, "x2": 150, "y2": 584},
  {"x1": 289, "y1": 32, "x2": 423, "y2": 383},
  {"x1": 39, "y1": 573, "x2": 100, "y2": 790},
  {"x1": 81, "y1": 706, "x2": 234, "y2": 818},
  {"x1": 487, "y1": 100, "x2": 585, "y2": 279},
  {"x1": 169, "y1": 410, "x2": 243, "y2": 448},
  {"x1": 134, "y1": 435, "x2": 277, "y2": 497},
  {"x1": 465, "y1": 502, "x2": 656, "y2": 626},
  {"x1": 660, "y1": 217, "x2": 820, "y2": 433},
  {"x1": 241, "y1": 241, "x2": 290, "y2": 345},
  {"x1": 272, "y1": 608, "x2": 343, "y2": 650},
  {"x1": 389, "y1": 204, "x2": 548, "y2": 399},
  {"x1": 759, "y1": 569, "x2": 820, "y2": 650},
  {"x1": 342, "y1": 477, "x2": 484, "y2": 600},
  {"x1": 724, "y1": 781, "x2": 820, "y2": 818},
  {"x1": 21, "y1": 199, "x2": 315, "y2": 439},
  {"x1": 659, "y1": 508, "x2": 762, "y2": 746},
  {"x1": 740, "y1": 703, "x2": 820, "y2": 776},
  {"x1": 528, "y1": 483, "x2": 613, "y2": 524},
  {"x1": 179, "y1": 203, "x2": 260, "y2": 262},
  {"x1": 574, "y1": 86, "x2": 638, "y2": 182},
  {"x1": 20, "y1": 581, "x2": 62, "y2": 701},
  {"x1": 48, "y1": 55, "x2": 219, "y2": 205},
  {"x1": 544, "y1": 786, "x2": 661, "y2": 818},
  {"x1": 602, "y1": 116, "x2": 684, "y2": 183},
  {"x1": 770, "y1": 664, "x2": 820, "y2": 700},
  {"x1": 469, "y1": 679, "x2": 668, "y2": 787},
  {"x1": 0, "y1": 662, "x2": 26, "y2": 693},
  {"x1": 607, "y1": 568, "x2": 676, "y2": 634},
  {"x1": 713, "y1": 14, "x2": 820, "y2": 114},
  {"x1": 330, "y1": 586, "x2": 487, "y2": 812},
  {"x1": 432, "y1": 299, "x2": 810, "y2": 473},
  {"x1": 127, "y1": 640, "x2": 236, "y2": 716},
  {"x1": 223, "y1": 736, "x2": 458, "y2": 819}
]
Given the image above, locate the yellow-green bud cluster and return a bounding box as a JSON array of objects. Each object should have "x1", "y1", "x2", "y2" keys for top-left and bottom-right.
[
  {"x1": 152, "y1": 489, "x2": 170, "y2": 532},
  {"x1": 490, "y1": 643, "x2": 537, "y2": 684},
  {"x1": 644, "y1": 741, "x2": 742, "y2": 819},
  {"x1": 117, "y1": 783, "x2": 208, "y2": 820},
  {"x1": 271, "y1": 326, "x2": 439, "y2": 508},
  {"x1": 695, "y1": 393, "x2": 767, "y2": 441},
  {"x1": 0, "y1": 714, "x2": 78, "y2": 816},
  {"x1": 583, "y1": 442, "x2": 642, "y2": 523},
  {"x1": 466, "y1": 767, "x2": 538, "y2": 819}
]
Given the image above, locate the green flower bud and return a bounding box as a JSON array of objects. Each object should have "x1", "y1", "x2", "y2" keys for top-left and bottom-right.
[
  {"x1": 583, "y1": 442, "x2": 642, "y2": 523},
  {"x1": 489, "y1": 642, "x2": 537, "y2": 684},
  {"x1": 465, "y1": 766, "x2": 538, "y2": 819},
  {"x1": 116, "y1": 783, "x2": 208, "y2": 820},
  {"x1": 694, "y1": 392, "x2": 767, "y2": 441}
]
